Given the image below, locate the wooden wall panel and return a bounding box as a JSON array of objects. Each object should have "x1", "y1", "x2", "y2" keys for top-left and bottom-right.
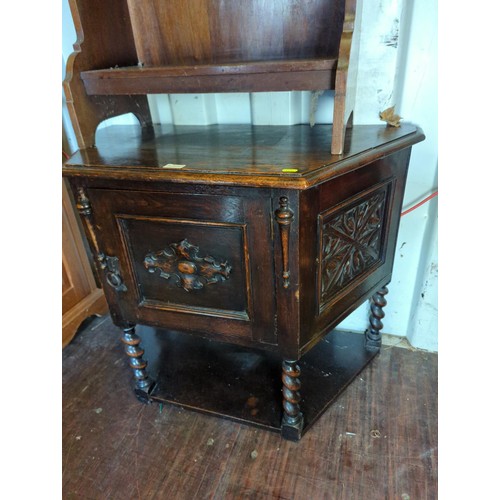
[{"x1": 126, "y1": 0, "x2": 344, "y2": 66}]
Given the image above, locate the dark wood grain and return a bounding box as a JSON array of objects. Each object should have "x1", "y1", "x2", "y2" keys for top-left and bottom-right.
[
  {"x1": 125, "y1": 0, "x2": 345, "y2": 66},
  {"x1": 65, "y1": 124, "x2": 422, "y2": 363},
  {"x1": 80, "y1": 186, "x2": 276, "y2": 347},
  {"x1": 63, "y1": 123, "x2": 424, "y2": 189},
  {"x1": 81, "y1": 59, "x2": 338, "y2": 95},
  {"x1": 63, "y1": 315, "x2": 438, "y2": 499}
]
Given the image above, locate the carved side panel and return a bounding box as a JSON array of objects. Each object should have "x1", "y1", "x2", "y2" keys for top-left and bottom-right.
[{"x1": 319, "y1": 184, "x2": 391, "y2": 309}]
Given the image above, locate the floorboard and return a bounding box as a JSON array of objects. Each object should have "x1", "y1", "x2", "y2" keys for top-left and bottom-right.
[{"x1": 62, "y1": 315, "x2": 437, "y2": 499}]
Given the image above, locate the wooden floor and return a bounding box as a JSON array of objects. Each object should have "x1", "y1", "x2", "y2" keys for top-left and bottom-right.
[{"x1": 62, "y1": 315, "x2": 437, "y2": 499}]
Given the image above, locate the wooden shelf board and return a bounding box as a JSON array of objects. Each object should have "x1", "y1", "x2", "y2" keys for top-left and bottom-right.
[
  {"x1": 81, "y1": 58, "x2": 338, "y2": 95},
  {"x1": 137, "y1": 325, "x2": 378, "y2": 435}
]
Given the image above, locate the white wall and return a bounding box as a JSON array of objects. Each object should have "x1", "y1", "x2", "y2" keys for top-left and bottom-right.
[
  {"x1": 62, "y1": 0, "x2": 438, "y2": 351},
  {"x1": 392, "y1": 0, "x2": 438, "y2": 351}
]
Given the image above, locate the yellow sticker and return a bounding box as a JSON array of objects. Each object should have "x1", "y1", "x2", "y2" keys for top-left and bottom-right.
[{"x1": 282, "y1": 168, "x2": 298, "y2": 173}]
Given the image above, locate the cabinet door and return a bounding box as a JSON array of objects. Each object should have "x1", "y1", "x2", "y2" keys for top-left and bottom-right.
[{"x1": 88, "y1": 188, "x2": 276, "y2": 346}]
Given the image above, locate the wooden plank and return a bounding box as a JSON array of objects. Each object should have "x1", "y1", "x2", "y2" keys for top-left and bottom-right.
[
  {"x1": 83, "y1": 59, "x2": 337, "y2": 77},
  {"x1": 81, "y1": 59, "x2": 338, "y2": 95},
  {"x1": 125, "y1": 0, "x2": 344, "y2": 66}
]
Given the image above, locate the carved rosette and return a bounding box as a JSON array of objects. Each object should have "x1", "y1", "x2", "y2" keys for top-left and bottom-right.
[
  {"x1": 320, "y1": 189, "x2": 387, "y2": 304},
  {"x1": 144, "y1": 239, "x2": 231, "y2": 292}
]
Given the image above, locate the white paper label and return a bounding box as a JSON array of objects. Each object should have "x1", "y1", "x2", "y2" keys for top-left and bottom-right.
[{"x1": 161, "y1": 163, "x2": 186, "y2": 169}]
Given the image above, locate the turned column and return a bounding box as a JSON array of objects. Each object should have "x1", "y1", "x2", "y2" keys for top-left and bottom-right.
[
  {"x1": 365, "y1": 286, "x2": 389, "y2": 351},
  {"x1": 121, "y1": 324, "x2": 154, "y2": 403},
  {"x1": 281, "y1": 360, "x2": 304, "y2": 441}
]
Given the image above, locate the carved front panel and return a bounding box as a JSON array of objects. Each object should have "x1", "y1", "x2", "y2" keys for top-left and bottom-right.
[
  {"x1": 118, "y1": 216, "x2": 249, "y2": 319},
  {"x1": 85, "y1": 187, "x2": 277, "y2": 344},
  {"x1": 318, "y1": 184, "x2": 390, "y2": 310}
]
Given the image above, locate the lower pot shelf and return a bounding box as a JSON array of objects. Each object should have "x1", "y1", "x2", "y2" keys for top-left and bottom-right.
[{"x1": 137, "y1": 325, "x2": 378, "y2": 437}]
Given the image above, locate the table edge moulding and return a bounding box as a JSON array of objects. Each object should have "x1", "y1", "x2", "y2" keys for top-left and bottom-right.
[{"x1": 62, "y1": 0, "x2": 425, "y2": 441}]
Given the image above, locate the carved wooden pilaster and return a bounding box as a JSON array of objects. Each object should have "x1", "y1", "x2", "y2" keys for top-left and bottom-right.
[
  {"x1": 75, "y1": 187, "x2": 106, "y2": 270},
  {"x1": 121, "y1": 325, "x2": 154, "y2": 403},
  {"x1": 365, "y1": 286, "x2": 389, "y2": 351},
  {"x1": 275, "y1": 196, "x2": 294, "y2": 289},
  {"x1": 75, "y1": 187, "x2": 127, "y2": 293},
  {"x1": 281, "y1": 359, "x2": 304, "y2": 441}
]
